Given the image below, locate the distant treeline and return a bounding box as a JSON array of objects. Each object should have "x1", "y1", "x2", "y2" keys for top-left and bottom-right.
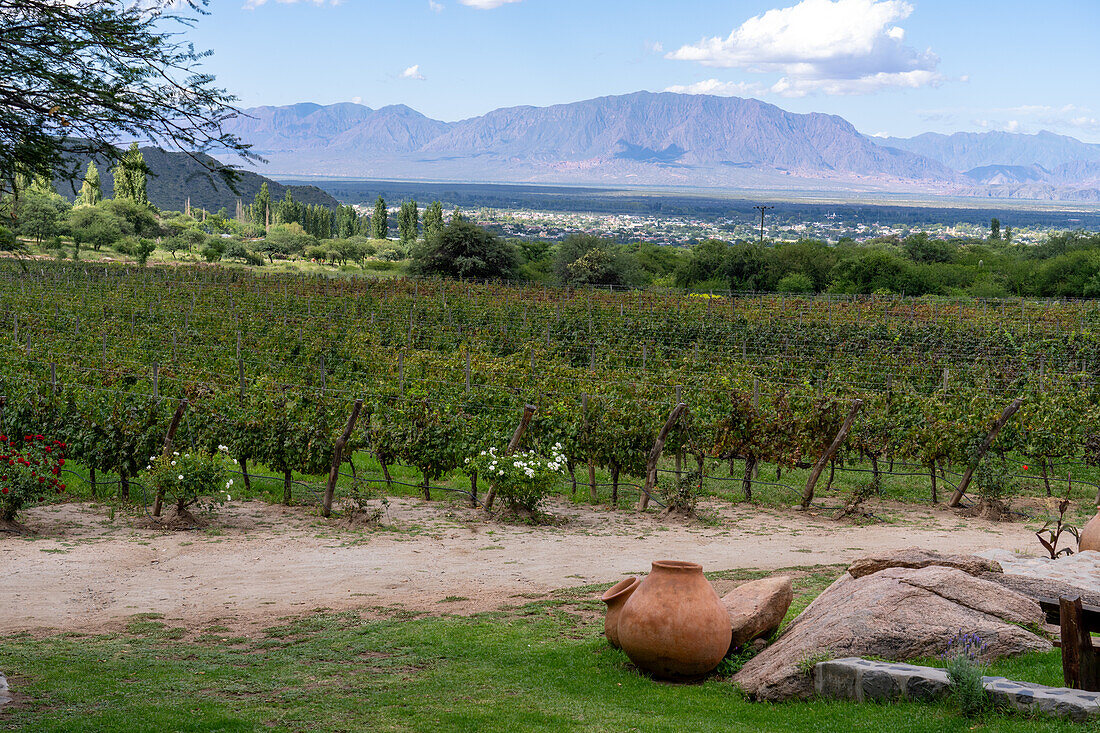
[{"x1": 509, "y1": 230, "x2": 1100, "y2": 298}]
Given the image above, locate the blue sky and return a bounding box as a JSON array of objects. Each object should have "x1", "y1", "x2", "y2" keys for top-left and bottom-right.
[{"x1": 186, "y1": 0, "x2": 1100, "y2": 142}]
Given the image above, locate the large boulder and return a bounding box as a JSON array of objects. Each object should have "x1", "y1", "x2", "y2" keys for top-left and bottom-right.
[
  {"x1": 731, "y1": 565, "x2": 1050, "y2": 701},
  {"x1": 722, "y1": 576, "x2": 793, "y2": 649},
  {"x1": 847, "y1": 548, "x2": 1002, "y2": 579}
]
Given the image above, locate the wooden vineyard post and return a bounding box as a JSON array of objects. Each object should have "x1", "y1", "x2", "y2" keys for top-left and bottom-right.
[
  {"x1": 801, "y1": 399, "x2": 863, "y2": 509},
  {"x1": 484, "y1": 404, "x2": 537, "y2": 512},
  {"x1": 637, "y1": 402, "x2": 688, "y2": 511},
  {"x1": 1060, "y1": 596, "x2": 1100, "y2": 691},
  {"x1": 947, "y1": 398, "x2": 1025, "y2": 507},
  {"x1": 152, "y1": 399, "x2": 189, "y2": 517},
  {"x1": 322, "y1": 399, "x2": 363, "y2": 518}
]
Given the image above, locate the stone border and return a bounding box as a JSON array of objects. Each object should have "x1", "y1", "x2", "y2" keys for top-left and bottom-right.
[
  {"x1": 0, "y1": 673, "x2": 10, "y2": 709},
  {"x1": 815, "y1": 657, "x2": 1100, "y2": 723}
]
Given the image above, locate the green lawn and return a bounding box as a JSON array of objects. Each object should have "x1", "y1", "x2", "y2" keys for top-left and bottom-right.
[{"x1": 0, "y1": 597, "x2": 1090, "y2": 732}]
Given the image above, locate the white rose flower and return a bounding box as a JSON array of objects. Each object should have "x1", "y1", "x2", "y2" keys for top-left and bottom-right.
[
  {"x1": 171, "y1": 460, "x2": 177, "y2": 466},
  {"x1": 177, "y1": 474, "x2": 184, "y2": 480},
  {"x1": 173, "y1": 451, "x2": 179, "y2": 457}
]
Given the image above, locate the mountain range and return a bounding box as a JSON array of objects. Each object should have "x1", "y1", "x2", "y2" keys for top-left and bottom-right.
[{"x1": 218, "y1": 92, "x2": 1100, "y2": 202}]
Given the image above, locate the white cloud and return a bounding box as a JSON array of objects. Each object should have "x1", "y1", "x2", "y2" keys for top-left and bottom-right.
[
  {"x1": 771, "y1": 68, "x2": 941, "y2": 97},
  {"x1": 351, "y1": 96, "x2": 362, "y2": 104},
  {"x1": 400, "y1": 64, "x2": 426, "y2": 81},
  {"x1": 666, "y1": 0, "x2": 943, "y2": 96},
  {"x1": 927, "y1": 103, "x2": 1100, "y2": 137},
  {"x1": 459, "y1": 0, "x2": 521, "y2": 8},
  {"x1": 645, "y1": 40, "x2": 664, "y2": 54},
  {"x1": 663, "y1": 79, "x2": 765, "y2": 97},
  {"x1": 428, "y1": 0, "x2": 444, "y2": 11}
]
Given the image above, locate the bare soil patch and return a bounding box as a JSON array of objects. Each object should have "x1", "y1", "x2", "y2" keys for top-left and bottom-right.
[{"x1": 0, "y1": 497, "x2": 1041, "y2": 637}]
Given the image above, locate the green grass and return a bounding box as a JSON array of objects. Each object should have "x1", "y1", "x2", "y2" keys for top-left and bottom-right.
[
  {"x1": 914, "y1": 650, "x2": 1067, "y2": 688},
  {"x1": 1, "y1": 604, "x2": 1091, "y2": 733}
]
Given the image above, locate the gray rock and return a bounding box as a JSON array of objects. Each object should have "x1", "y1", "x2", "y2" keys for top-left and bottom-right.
[
  {"x1": 982, "y1": 571, "x2": 1100, "y2": 608},
  {"x1": 814, "y1": 659, "x2": 1100, "y2": 721},
  {"x1": 848, "y1": 548, "x2": 1002, "y2": 579},
  {"x1": 0, "y1": 673, "x2": 10, "y2": 709}
]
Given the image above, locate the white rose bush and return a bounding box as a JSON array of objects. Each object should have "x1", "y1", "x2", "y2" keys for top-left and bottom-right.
[
  {"x1": 468, "y1": 443, "x2": 568, "y2": 512},
  {"x1": 144, "y1": 446, "x2": 234, "y2": 519}
]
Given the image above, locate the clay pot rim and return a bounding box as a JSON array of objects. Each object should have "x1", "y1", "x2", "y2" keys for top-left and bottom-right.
[
  {"x1": 651, "y1": 560, "x2": 703, "y2": 572},
  {"x1": 601, "y1": 576, "x2": 639, "y2": 603}
]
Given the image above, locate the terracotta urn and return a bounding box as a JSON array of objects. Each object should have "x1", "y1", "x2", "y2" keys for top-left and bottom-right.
[
  {"x1": 616, "y1": 560, "x2": 732, "y2": 680},
  {"x1": 601, "y1": 577, "x2": 640, "y2": 649},
  {"x1": 1081, "y1": 508, "x2": 1100, "y2": 553}
]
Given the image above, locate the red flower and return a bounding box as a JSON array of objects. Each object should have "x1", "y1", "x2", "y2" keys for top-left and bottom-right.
[
  {"x1": 1022, "y1": 464, "x2": 1029, "y2": 470},
  {"x1": 1, "y1": 488, "x2": 7, "y2": 494}
]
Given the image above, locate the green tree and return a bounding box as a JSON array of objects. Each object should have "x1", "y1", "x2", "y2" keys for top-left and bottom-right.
[
  {"x1": 674, "y1": 238, "x2": 730, "y2": 288},
  {"x1": 0, "y1": 0, "x2": 252, "y2": 202},
  {"x1": 68, "y1": 205, "x2": 122, "y2": 252},
  {"x1": 410, "y1": 218, "x2": 518, "y2": 280},
  {"x1": 0, "y1": 225, "x2": 23, "y2": 253},
  {"x1": 251, "y1": 182, "x2": 271, "y2": 229},
  {"x1": 334, "y1": 204, "x2": 360, "y2": 239},
  {"x1": 990, "y1": 218, "x2": 1001, "y2": 240},
  {"x1": 112, "y1": 143, "x2": 148, "y2": 205},
  {"x1": 15, "y1": 188, "x2": 68, "y2": 244},
  {"x1": 422, "y1": 201, "x2": 444, "y2": 240},
  {"x1": 106, "y1": 197, "x2": 158, "y2": 237},
  {"x1": 75, "y1": 161, "x2": 102, "y2": 207},
  {"x1": 371, "y1": 196, "x2": 388, "y2": 240},
  {"x1": 398, "y1": 200, "x2": 419, "y2": 244},
  {"x1": 553, "y1": 234, "x2": 638, "y2": 287},
  {"x1": 259, "y1": 223, "x2": 316, "y2": 263}
]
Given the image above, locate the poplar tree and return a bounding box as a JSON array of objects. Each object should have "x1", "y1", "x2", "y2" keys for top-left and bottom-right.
[
  {"x1": 398, "y1": 200, "x2": 419, "y2": 244},
  {"x1": 111, "y1": 143, "x2": 147, "y2": 204},
  {"x1": 423, "y1": 200, "x2": 444, "y2": 240},
  {"x1": 371, "y1": 195, "x2": 388, "y2": 240},
  {"x1": 251, "y1": 182, "x2": 270, "y2": 229},
  {"x1": 76, "y1": 161, "x2": 101, "y2": 207}
]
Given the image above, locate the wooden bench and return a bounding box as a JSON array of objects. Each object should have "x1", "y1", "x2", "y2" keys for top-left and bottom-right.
[{"x1": 1038, "y1": 596, "x2": 1100, "y2": 692}]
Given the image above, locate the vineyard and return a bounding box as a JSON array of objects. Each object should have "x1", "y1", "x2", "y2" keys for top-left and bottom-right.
[{"x1": 2, "y1": 259, "x2": 1100, "y2": 520}]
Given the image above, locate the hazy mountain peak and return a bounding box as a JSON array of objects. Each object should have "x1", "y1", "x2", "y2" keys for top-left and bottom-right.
[{"x1": 218, "y1": 92, "x2": 1098, "y2": 200}]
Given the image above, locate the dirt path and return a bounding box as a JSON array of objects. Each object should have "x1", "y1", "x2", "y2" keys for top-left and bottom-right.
[{"x1": 0, "y1": 497, "x2": 1041, "y2": 636}]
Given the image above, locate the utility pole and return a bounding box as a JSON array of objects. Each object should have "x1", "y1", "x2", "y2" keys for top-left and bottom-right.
[{"x1": 753, "y1": 205, "x2": 774, "y2": 243}]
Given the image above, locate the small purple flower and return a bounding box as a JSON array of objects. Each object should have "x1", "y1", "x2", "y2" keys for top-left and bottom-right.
[{"x1": 942, "y1": 630, "x2": 990, "y2": 661}]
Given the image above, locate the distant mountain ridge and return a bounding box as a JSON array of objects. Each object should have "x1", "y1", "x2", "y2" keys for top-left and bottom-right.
[
  {"x1": 874, "y1": 130, "x2": 1100, "y2": 171},
  {"x1": 220, "y1": 92, "x2": 1100, "y2": 201}
]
